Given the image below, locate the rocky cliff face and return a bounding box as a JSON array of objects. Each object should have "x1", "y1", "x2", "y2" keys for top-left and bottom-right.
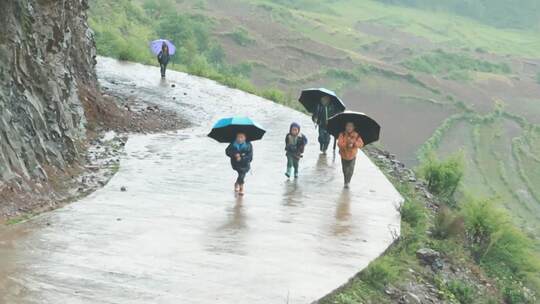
[{"x1": 0, "y1": 0, "x2": 97, "y2": 187}]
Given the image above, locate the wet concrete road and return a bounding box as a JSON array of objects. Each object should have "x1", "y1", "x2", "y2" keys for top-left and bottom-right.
[{"x1": 0, "y1": 58, "x2": 402, "y2": 304}]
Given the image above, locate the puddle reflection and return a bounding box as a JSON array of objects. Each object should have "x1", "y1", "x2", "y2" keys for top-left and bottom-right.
[
  {"x1": 333, "y1": 189, "x2": 352, "y2": 236},
  {"x1": 282, "y1": 180, "x2": 303, "y2": 207}
]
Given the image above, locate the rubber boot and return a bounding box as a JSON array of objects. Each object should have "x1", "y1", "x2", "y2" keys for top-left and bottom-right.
[{"x1": 285, "y1": 167, "x2": 292, "y2": 178}]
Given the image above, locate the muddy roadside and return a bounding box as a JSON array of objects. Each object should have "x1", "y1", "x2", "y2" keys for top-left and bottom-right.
[{"x1": 0, "y1": 87, "x2": 190, "y2": 226}]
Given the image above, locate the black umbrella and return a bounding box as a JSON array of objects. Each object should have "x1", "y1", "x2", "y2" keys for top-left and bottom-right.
[
  {"x1": 298, "y1": 88, "x2": 346, "y2": 113},
  {"x1": 208, "y1": 117, "x2": 266, "y2": 143},
  {"x1": 327, "y1": 111, "x2": 381, "y2": 145}
]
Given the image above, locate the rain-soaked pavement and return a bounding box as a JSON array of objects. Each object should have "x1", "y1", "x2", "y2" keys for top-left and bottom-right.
[{"x1": 0, "y1": 58, "x2": 402, "y2": 304}]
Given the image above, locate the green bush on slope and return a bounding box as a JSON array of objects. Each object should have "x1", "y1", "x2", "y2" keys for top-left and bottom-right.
[
  {"x1": 320, "y1": 153, "x2": 539, "y2": 303},
  {"x1": 446, "y1": 279, "x2": 475, "y2": 304},
  {"x1": 463, "y1": 198, "x2": 539, "y2": 278},
  {"x1": 419, "y1": 152, "x2": 463, "y2": 201},
  {"x1": 226, "y1": 27, "x2": 255, "y2": 46}
]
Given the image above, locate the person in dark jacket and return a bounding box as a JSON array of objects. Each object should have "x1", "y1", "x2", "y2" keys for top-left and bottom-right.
[
  {"x1": 225, "y1": 133, "x2": 253, "y2": 195},
  {"x1": 312, "y1": 95, "x2": 339, "y2": 153},
  {"x1": 157, "y1": 42, "x2": 170, "y2": 78},
  {"x1": 284, "y1": 122, "x2": 307, "y2": 179}
]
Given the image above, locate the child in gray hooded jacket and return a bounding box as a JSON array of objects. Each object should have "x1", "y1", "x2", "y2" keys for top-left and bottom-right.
[{"x1": 285, "y1": 122, "x2": 308, "y2": 178}]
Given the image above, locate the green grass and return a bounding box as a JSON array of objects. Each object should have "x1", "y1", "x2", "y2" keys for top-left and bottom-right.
[
  {"x1": 226, "y1": 27, "x2": 256, "y2": 46},
  {"x1": 375, "y1": 0, "x2": 540, "y2": 31},
  {"x1": 445, "y1": 279, "x2": 476, "y2": 304},
  {"x1": 320, "y1": 155, "x2": 540, "y2": 303},
  {"x1": 90, "y1": 0, "x2": 155, "y2": 64},
  {"x1": 6, "y1": 214, "x2": 33, "y2": 225},
  {"x1": 403, "y1": 50, "x2": 511, "y2": 76},
  {"x1": 248, "y1": 0, "x2": 540, "y2": 57}
]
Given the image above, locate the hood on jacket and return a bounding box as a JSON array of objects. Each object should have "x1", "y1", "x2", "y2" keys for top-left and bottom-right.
[{"x1": 290, "y1": 122, "x2": 301, "y2": 133}]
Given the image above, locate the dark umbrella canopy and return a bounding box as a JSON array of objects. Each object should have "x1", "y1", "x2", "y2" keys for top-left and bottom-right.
[
  {"x1": 327, "y1": 111, "x2": 381, "y2": 145},
  {"x1": 299, "y1": 88, "x2": 346, "y2": 114},
  {"x1": 208, "y1": 117, "x2": 266, "y2": 143}
]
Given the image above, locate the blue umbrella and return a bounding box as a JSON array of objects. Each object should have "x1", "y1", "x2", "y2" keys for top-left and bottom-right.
[
  {"x1": 299, "y1": 88, "x2": 346, "y2": 113},
  {"x1": 150, "y1": 39, "x2": 176, "y2": 56},
  {"x1": 208, "y1": 117, "x2": 266, "y2": 143}
]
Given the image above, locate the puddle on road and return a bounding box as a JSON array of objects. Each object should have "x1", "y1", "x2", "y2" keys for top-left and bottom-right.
[{"x1": 0, "y1": 58, "x2": 402, "y2": 304}]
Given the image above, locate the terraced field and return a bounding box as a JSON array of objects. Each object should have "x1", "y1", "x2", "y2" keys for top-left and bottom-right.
[{"x1": 434, "y1": 114, "x2": 540, "y2": 236}]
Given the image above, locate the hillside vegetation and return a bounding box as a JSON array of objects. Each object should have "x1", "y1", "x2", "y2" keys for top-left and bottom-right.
[
  {"x1": 89, "y1": 0, "x2": 302, "y2": 111},
  {"x1": 376, "y1": 0, "x2": 540, "y2": 30},
  {"x1": 320, "y1": 150, "x2": 540, "y2": 303}
]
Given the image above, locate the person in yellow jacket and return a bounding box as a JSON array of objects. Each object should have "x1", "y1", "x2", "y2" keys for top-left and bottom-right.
[{"x1": 337, "y1": 122, "x2": 364, "y2": 188}]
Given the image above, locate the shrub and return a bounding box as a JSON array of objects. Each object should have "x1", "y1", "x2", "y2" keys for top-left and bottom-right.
[
  {"x1": 400, "y1": 198, "x2": 425, "y2": 228},
  {"x1": 503, "y1": 281, "x2": 536, "y2": 304},
  {"x1": 187, "y1": 55, "x2": 215, "y2": 78},
  {"x1": 227, "y1": 27, "x2": 255, "y2": 46},
  {"x1": 462, "y1": 198, "x2": 539, "y2": 285},
  {"x1": 446, "y1": 70, "x2": 471, "y2": 81},
  {"x1": 447, "y1": 280, "x2": 475, "y2": 304},
  {"x1": 261, "y1": 88, "x2": 286, "y2": 104},
  {"x1": 361, "y1": 258, "x2": 399, "y2": 289},
  {"x1": 224, "y1": 76, "x2": 257, "y2": 94},
  {"x1": 231, "y1": 62, "x2": 253, "y2": 77},
  {"x1": 462, "y1": 198, "x2": 506, "y2": 261},
  {"x1": 326, "y1": 68, "x2": 359, "y2": 82},
  {"x1": 117, "y1": 46, "x2": 138, "y2": 61},
  {"x1": 206, "y1": 44, "x2": 226, "y2": 65},
  {"x1": 419, "y1": 152, "x2": 464, "y2": 201},
  {"x1": 432, "y1": 206, "x2": 464, "y2": 239},
  {"x1": 142, "y1": 0, "x2": 173, "y2": 18}
]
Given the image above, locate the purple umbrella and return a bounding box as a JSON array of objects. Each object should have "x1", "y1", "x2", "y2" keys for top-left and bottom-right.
[{"x1": 150, "y1": 39, "x2": 176, "y2": 56}]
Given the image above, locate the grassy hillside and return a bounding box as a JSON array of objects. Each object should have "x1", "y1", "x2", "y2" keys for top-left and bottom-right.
[
  {"x1": 319, "y1": 150, "x2": 540, "y2": 303},
  {"x1": 88, "y1": 0, "x2": 303, "y2": 111},
  {"x1": 376, "y1": 0, "x2": 540, "y2": 30}
]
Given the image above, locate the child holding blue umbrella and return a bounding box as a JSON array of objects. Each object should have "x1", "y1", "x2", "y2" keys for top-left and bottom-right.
[
  {"x1": 226, "y1": 133, "x2": 253, "y2": 194},
  {"x1": 208, "y1": 117, "x2": 266, "y2": 195}
]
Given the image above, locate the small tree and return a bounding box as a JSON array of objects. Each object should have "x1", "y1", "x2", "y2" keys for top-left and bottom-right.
[
  {"x1": 461, "y1": 197, "x2": 539, "y2": 290},
  {"x1": 419, "y1": 152, "x2": 464, "y2": 200}
]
